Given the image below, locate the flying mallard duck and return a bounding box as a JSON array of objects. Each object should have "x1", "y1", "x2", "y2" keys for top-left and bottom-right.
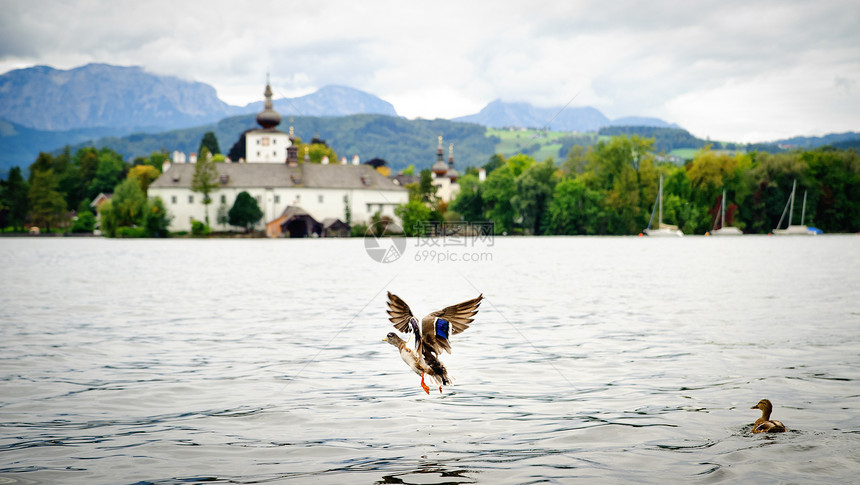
[
  {"x1": 383, "y1": 291, "x2": 483, "y2": 394},
  {"x1": 750, "y1": 399, "x2": 787, "y2": 433}
]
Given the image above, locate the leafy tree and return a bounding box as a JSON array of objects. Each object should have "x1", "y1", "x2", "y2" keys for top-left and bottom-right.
[
  {"x1": 199, "y1": 131, "x2": 221, "y2": 155},
  {"x1": 192, "y1": 147, "x2": 218, "y2": 225},
  {"x1": 395, "y1": 199, "x2": 433, "y2": 236},
  {"x1": 560, "y1": 145, "x2": 591, "y2": 177},
  {"x1": 144, "y1": 196, "x2": 171, "y2": 237},
  {"x1": 75, "y1": 147, "x2": 99, "y2": 194},
  {"x1": 191, "y1": 219, "x2": 211, "y2": 237},
  {"x1": 111, "y1": 178, "x2": 148, "y2": 228},
  {"x1": 28, "y1": 152, "x2": 55, "y2": 182},
  {"x1": 450, "y1": 173, "x2": 484, "y2": 222},
  {"x1": 483, "y1": 153, "x2": 505, "y2": 175},
  {"x1": 482, "y1": 162, "x2": 518, "y2": 234},
  {"x1": 98, "y1": 200, "x2": 117, "y2": 237},
  {"x1": 544, "y1": 177, "x2": 606, "y2": 235},
  {"x1": 0, "y1": 167, "x2": 29, "y2": 231},
  {"x1": 228, "y1": 191, "x2": 263, "y2": 233},
  {"x1": 585, "y1": 136, "x2": 657, "y2": 234},
  {"x1": 87, "y1": 149, "x2": 125, "y2": 199},
  {"x1": 746, "y1": 152, "x2": 809, "y2": 233},
  {"x1": 293, "y1": 142, "x2": 338, "y2": 164},
  {"x1": 145, "y1": 151, "x2": 169, "y2": 172},
  {"x1": 127, "y1": 164, "x2": 161, "y2": 196},
  {"x1": 513, "y1": 158, "x2": 557, "y2": 234},
  {"x1": 28, "y1": 169, "x2": 67, "y2": 232},
  {"x1": 407, "y1": 169, "x2": 438, "y2": 204},
  {"x1": 801, "y1": 148, "x2": 860, "y2": 232},
  {"x1": 71, "y1": 210, "x2": 97, "y2": 233},
  {"x1": 54, "y1": 146, "x2": 85, "y2": 211}
]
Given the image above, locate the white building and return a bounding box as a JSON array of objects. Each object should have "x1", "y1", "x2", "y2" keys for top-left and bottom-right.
[{"x1": 149, "y1": 81, "x2": 407, "y2": 235}]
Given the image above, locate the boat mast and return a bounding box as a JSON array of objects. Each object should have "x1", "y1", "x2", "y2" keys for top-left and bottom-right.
[
  {"x1": 800, "y1": 190, "x2": 807, "y2": 226},
  {"x1": 721, "y1": 188, "x2": 726, "y2": 229},
  {"x1": 788, "y1": 179, "x2": 796, "y2": 226},
  {"x1": 658, "y1": 174, "x2": 663, "y2": 229}
]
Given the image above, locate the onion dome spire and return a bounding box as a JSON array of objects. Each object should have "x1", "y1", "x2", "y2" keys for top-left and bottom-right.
[
  {"x1": 432, "y1": 135, "x2": 449, "y2": 176},
  {"x1": 256, "y1": 75, "x2": 282, "y2": 129},
  {"x1": 445, "y1": 143, "x2": 459, "y2": 182}
]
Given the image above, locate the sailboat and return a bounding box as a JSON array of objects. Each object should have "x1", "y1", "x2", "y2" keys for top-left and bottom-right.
[
  {"x1": 644, "y1": 174, "x2": 683, "y2": 237},
  {"x1": 773, "y1": 179, "x2": 817, "y2": 235},
  {"x1": 710, "y1": 188, "x2": 743, "y2": 236}
]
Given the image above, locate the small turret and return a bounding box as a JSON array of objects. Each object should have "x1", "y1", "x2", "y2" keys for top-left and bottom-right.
[
  {"x1": 432, "y1": 135, "x2": 449, "y2": 176},
  {"x1": 445, "y1": 143, "x2": 459, "y2": 182}
]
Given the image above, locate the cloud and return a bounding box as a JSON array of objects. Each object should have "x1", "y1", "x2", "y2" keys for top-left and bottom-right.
[{"x1": 1, "y1": 0, "x2": 858, "y2": 141}]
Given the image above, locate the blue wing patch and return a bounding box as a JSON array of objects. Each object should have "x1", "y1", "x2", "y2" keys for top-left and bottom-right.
[{"x1": 435, "y1": 318, "x2": 450, "y2": 340}]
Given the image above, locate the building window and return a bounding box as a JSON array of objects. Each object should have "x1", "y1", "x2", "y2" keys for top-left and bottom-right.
[
  {"x1": 220, "y1": 195, "x2": 226, "y2": 204},
  {"x1": 273, "y1": 151, "x2": 277, "y2": 156},
  {"x1": 296, "y1": 194, "x2": 301, "y2": 203},
  {"x1": 367, "y1": 204, "x2": 372, "y2": 213},
  {"x1": 318, "y1": 195, "x2": 324, "y2": 203},
  {"x1": 262, "y1": 137, "x2": 270, "y2": 146},
  {"x1": 256, "y1": 139, "x2": 260, "y2": 145},
  {"x1": 257, "y1": 151, "x2": 261, "y2": 157},
  {"x1": 255, "y1": 196, "x2": 261, "y2": 204},
  {"x1": 188, "y1": 195, "x2": 194, "y2": 203},
  {"x1": 274, "y1": 195, "x2": 280, "y2": 204},
  {"x1": 171, "y1": 195, "x2": 177, "y2": 204}
]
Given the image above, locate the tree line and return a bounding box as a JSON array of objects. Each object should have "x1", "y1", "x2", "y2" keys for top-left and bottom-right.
[
  {"x1": 4, "y1": 132, "x2": 859, "y2": 237},
  {"x1": 399, "y1": 135, "x2": 860, "y2": 235}
]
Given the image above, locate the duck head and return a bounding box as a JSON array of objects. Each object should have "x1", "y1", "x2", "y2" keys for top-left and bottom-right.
[
  {"x1": 751, "y1": 399, "x2": 774, "y2": 418},
  {"x1": 383, "y1": 332, "x2": 405, "y2": 347},
  {"x1": 751, "y1": 399, "x2": 773, "y2": 412}
]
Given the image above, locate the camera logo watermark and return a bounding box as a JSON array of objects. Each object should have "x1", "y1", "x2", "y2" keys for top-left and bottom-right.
[
  {"x1": 364, "y1": 221, "x2": 495, "y2": 264},
  {"x1": 364, "y1": 221, "x2": 406, "y2": 263},
  {"x1": 413, "y1": 221, "x2": 494, "y2": 264}
]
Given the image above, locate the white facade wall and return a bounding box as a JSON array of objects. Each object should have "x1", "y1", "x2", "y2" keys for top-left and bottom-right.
[
  {"x1": 150, "y1": 185, "x2": 406, "y2": 233},
  {"x1": 245, "y1": 131, "x2": 290, "y2": 163},
  {"x1": 432, "y1": 176, "x2": 460, "y2": 203}
]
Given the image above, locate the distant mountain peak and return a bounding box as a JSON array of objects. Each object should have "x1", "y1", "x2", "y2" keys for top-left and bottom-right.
[
  {"x1": 0, "y1": 64, "x2": 399, "y2": 133},
  {"x1": 454, "y1": 99, "x2": 677, "y2": 132}
]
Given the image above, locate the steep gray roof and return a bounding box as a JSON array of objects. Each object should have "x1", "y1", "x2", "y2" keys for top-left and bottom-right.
[{"x1": 150, "y1": 162, "x2": 406, "y2": 191}]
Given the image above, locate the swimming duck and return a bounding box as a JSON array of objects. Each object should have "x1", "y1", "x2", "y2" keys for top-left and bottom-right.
[
  {"x1": 750, "y1": 399, "x2": 787, "y2": 433},
  {"x1": 383, "y1": 292, "x2": 483, "y2": 394}
]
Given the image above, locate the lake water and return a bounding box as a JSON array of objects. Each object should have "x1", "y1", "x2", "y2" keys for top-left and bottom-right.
[{"x1": 1, "y1": 235, "x2": 859, "y2": 484}]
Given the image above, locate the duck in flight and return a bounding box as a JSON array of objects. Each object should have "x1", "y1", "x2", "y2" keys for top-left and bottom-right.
[
  {"x1": 750, "y1": 399, "x2": 787, "y2": 433},
  {"x1": 382, "y1": 291, "x2": 483, "y2": 394}
]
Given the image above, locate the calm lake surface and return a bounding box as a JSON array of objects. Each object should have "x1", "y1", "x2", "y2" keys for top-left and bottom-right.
[{"x1": 1, "y1": 235, "x2": 859, "y2": 484}]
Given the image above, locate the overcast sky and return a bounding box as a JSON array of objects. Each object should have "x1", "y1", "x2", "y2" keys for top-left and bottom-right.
[{"x1": 1, "y1": 0, "x2": 858, "y2": 142}]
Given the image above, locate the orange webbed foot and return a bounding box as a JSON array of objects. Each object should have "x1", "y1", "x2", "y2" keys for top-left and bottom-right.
[{"x1": 420, "y1": 373, "x2": 430, "y2": 394}]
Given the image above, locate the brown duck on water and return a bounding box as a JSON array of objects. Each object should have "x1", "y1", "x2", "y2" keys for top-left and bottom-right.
[
  {"x1": 750, "y1": 399, "x2": 787, "y2": 433},
  {"x1": 383, "y1": 292, "x2": 483, "y2": 394}
]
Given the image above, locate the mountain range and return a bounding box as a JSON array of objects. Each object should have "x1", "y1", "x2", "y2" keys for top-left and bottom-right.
[
  {"x1": 1, "y1": 63, "x2": 857, "y2": 175},
  {"x1": 452, "y1": 99, "x2": 679, "y2": 132}
]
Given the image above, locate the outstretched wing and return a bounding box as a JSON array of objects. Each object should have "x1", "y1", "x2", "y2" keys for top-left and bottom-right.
[
  {"x1": 422, "y1": 294, "x2": 483, "y2": 354},
  {"x1": 386, "y1": 292, "x2": 418, "y2": 334}
]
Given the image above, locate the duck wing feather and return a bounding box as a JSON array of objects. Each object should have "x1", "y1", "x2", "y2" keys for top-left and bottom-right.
[
  {"x1": 387, "y1": 292, "x2": 418, "y2": 334},
  {"x1": 421, "y1": 294, "x2": 483, "y2": 355}
]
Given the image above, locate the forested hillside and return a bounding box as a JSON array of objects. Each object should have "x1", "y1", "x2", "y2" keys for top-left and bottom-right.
[{"x1": 64, "y1": 114, "x2": 499, "y2": 172}]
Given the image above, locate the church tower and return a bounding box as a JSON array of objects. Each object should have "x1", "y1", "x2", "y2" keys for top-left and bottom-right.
[
  {"x1": 244, "y1": 78, "x2": 291, "y2": 163},
  {"x1": 432, "y1": 135, "x2": 449, "y2": 177}
]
